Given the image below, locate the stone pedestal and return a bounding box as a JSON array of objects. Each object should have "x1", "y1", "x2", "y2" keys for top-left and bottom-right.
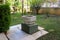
[
  {"x1": 21, "y1": 15, "x2": 38, "y2": 34},
  {"x1": 21, "y1": 23, "x2": 38, "y2": 34}
]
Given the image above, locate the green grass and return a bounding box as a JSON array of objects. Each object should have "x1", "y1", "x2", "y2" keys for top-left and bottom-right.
[
  {"x1": 36, "y1": 15, "x2": 60, "y2": 40},
  {"x1": 36, "y1": 15, "x2": 60, "y2": 31},
  {"x1": 10, "y1": 13, "x2": 23, "y2": 26},
  {"x1": 10, "y1": 13, "x2": 60, "y2": 40}
]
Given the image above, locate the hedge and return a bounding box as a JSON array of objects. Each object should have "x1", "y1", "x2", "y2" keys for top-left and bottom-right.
[{"x1": 0, "y1": 4, "x2": 11, "y2": 33}]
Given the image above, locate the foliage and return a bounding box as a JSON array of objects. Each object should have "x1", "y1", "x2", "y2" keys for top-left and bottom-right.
[
  {"x1": 7, "y1": 0, "x2": 22, "y2": 13},
  {"x1": 0, "y1": 4, "x2": 11, "y2": 33},
  {"x1": 6, "y1": 0, "x2": 13, "y2": 5},
  {"x1": 14, "y1": 0, "x2": 22, "y2": 9},
  {"x1": 10, "y1": 13, "x2": 22, "y2": 26},
  {"x1": 30, "y1": 0, "x2": 44, "y2": 14}
]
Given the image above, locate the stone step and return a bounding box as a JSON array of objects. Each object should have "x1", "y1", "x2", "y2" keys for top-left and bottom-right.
[
  {"x1": 0, "y1": 33, "x2": 8, "y2": 40},
  {"x1": 38, "y1": 26, "x2": 44, "y2": 30}
]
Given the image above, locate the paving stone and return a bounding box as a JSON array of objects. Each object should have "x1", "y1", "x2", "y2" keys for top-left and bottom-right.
[
  {"x1": 0, "y1": 33, "x2": 8, "y2": 40},
  {"x1": 7, "y1": 24, "x2": 48, "y2": 40}
]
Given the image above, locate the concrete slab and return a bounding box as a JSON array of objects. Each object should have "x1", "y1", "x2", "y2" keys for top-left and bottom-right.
[
  {"x1": 7, "y1": 24, "x2": 48, "y2": 40},
  {"x1": 0, "y1": 33, "x2": 8, "y2": 40}
]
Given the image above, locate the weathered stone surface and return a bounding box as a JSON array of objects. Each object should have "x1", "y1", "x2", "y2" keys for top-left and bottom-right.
[
  {"x1": 7, "y1": 24, "x2": 48, "y2": 40},
  {"x1": 23, "y1": 21, "x2": 36, "y2": 24},
  {"x1": 22, "y1": 15, "x2": 38, "y2": 34},
  {"x1": 0, "y1": 33, "x2": 8, "y2": 40},
  {"x1": 21, "y1": 23, "x2": 38, "y2": 34},
  {"x1": 22, "y1": 15, "x2": 36, "y2": 24}
]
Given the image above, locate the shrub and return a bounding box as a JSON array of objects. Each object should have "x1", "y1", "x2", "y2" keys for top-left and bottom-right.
[{"x1": 0, "y1": 4, "x2": 11, "y2": 33}]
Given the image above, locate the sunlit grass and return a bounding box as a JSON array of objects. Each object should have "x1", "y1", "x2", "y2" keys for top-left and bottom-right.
[
  {"x1": 36, "y1": 15, "x2": 60, "y2": 40},
  {"x1": 10, "y1": 13, "x2": 23, "y2": 26}
]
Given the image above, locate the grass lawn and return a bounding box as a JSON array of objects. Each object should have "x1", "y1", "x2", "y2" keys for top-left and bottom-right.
[
  {"x1": 10, "y1": 13, "x2": 23, "y2": 26},
  {"x1": 36, "y1": 15, "x2": 60, "y2": 40},
  {"x1": 10, "y1": 13, "x2": 60, "y2": 40}
]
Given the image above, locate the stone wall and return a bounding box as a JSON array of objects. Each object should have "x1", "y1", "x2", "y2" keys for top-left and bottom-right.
[{"x1": 38, "y1": 8, "x2": 60, "y2": 15}]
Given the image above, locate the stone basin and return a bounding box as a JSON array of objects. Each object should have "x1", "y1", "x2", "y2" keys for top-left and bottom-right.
[{"x1": 22, "y1": 15, "x2": 36, "y2": 24}]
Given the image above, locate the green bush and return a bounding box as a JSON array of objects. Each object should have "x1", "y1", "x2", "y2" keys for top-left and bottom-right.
[{"x1": 0, "y1": 4, "x2": 11, "y2": 33}]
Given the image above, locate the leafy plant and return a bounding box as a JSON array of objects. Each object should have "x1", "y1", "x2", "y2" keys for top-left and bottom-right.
[
  {"x1": 0, "y1": 4, "x2": 11, "y2": 33},
  {"x1": 30, "y1": 0, "x2": 44, "y2": 15}
]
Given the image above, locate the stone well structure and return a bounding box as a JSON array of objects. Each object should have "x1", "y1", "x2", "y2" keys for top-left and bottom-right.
[{"x1": 21, "y1": 15, "x2": 38, "y2": 34}]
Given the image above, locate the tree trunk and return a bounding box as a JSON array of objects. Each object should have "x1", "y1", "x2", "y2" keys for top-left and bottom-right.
[{"x1": 36, "y1": 10, "x2": 39, "y2": 15}]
